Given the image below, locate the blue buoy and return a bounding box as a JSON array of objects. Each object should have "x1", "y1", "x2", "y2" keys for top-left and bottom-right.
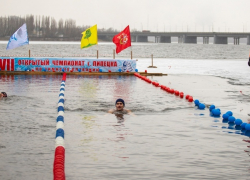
[
  {"x1": 56, "y1": 128, "x2": 64, "y2": 138},
  {"x1": 62, "y1": 69, "x2": 65, "y2": 72},
  {"x1": 99, "y1": 69, "x2": 102, "y2": 72},
  {"x1": 209, "y1": 105, "x2": 215, "y2": 111},
  {"x1": 226, "y1": 111, "x2": 233, "y2": 116},
  {"x1": 0, "y1": 68, "x2": 1, "y2": 71},
  {"x1": 59, "y1": 93, "x2": 64, "y2": 97},
  {"x1": 235, "y1": 119, "x2": 243, "y2": 126},
  {"x1": 245, "y1": 124, "x2": 250, "y2": 131},
  {"x1": 212, "y1": 109, "x2": 221, "y2": 117},
  {"x1": 194, "y1": 99, "x2": 200, "y2": 106},
  {"x1": 58, "y1": 106, "x2": 64, "y2": 112},
  {"x1": 228, "y1": 116, "x2": 235, "y2": 123},
  {"x1": 24, "y1": 67, "x2": 28, "y2": 71},
  {"x1": 57, "y1": 116, "x2": 64, "y2": 122},
  {"x1": 222, "y1": 113, "x2": 229, "y2": 120},
  {"x1": 241, "y1": 122, "x2": 247, "y2": 129},
  {"x1": 78, "y1": 69, "x2": 81, "y2": 72},
  {"x1": 60, "y1": 88, "x2": 65, "y2": 91},
  {"x1": 42, "y1": 68, "x2": 46, "y2": 72},
  {"x1": 198, "y1": 103, "x2": 205, "y2": 109},
  {"x1": 135, "y1": 69, "x2": 138, "y2": 72},
  {"x1": 118, "y1": 69, "x2": 122, "y2": 72},
  {"x1": 58, "y1": 99, "x2": 64, "y2": 103}
]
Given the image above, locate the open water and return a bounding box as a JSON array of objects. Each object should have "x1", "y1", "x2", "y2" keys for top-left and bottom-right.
[{"x1": 0, "y1": 42, "x2": 250, "y2": 180}]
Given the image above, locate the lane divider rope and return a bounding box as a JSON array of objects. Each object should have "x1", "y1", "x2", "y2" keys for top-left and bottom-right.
[{"x1": 53, "y1": 73, "x2": 66, "y2": 180}]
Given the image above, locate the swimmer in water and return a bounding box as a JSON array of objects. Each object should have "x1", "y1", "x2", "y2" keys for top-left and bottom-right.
[
  {"x1": 0, "y1": 92, "x2": 7, "y2": 99},
  {"x1": 108, "y1": 98, "x2": 133, "y2": 115}
]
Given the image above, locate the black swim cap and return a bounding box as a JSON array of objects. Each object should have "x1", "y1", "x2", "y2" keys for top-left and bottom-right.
[
  {"x1": 115, "y1": 98, "x2": 125, "y2": 106},
  {"x1": 1, "y1": 92, "x2": 7, "y2": 97}
]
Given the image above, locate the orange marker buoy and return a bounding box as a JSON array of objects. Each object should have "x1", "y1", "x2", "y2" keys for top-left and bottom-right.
[
  {"x1": 145, "y1": 70, "x2": 147, "y2": 73},
  {"x1": 108, "y1": 70, "x2": 111, "y2": 73}
]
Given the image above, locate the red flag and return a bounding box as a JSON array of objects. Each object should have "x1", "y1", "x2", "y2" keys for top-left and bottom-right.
[{"x1": 112, "y1": 25, "x2": 131, "y2": 54}]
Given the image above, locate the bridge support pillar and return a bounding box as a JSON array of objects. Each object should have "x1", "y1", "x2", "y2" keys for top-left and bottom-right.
[
  {"x1": 178, "y1": 36, "x2": 183, "y2": 43},
  {"x1": 160, "y1": 36, "x2": 171, "y2": 43},
  {"x1": 214, "y1": 35, "x2": 227, "y2": 44},
  {"x1": 234, "y1": 37, "x2": 240, "y2": 45},
  {"x1": 247, "y1": 35, "x2": 250, "y2": 45},
  {"x1": 155, "y1": 36, "x2": 160, "y2": 43},
  {"x1": 131, "y1": 36, "x2": 136, "y2": 42},
  {"x1": 183, "y1": 36, "x2": 197, "y2": 44},
  {"x1": 136, "y1": 36, "x2": 148, "y2": 42},
  {"x1": 203, "y1": 37, "x2": 209, "y2": 44}
]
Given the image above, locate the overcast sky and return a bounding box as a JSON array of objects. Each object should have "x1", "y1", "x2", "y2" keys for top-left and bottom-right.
[{"x1": 1, "y1": 0, "x2": 250, "y2": 32}]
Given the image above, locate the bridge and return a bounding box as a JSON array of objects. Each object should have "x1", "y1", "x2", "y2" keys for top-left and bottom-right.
[{"x1": 98, "y1": 32, "x2": 250, "y2": 45}]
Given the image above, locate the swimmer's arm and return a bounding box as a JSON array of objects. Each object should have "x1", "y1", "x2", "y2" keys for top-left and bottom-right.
[
  {"x1": 108, "y1": 109, "x2": 114, "y2": 114},
  {"x1": 127, "y1": 109, "x2": 135, "y2": 115}
]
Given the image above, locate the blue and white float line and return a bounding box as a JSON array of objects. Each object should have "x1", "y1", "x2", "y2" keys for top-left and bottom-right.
[{"x1": 53, "y1": 73, "x2": 66, "y2": 180}]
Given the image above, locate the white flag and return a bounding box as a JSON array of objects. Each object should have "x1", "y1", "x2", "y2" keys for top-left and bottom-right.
[{"x1": 6, "y1": 23, "x2": 29, "y2": 50}]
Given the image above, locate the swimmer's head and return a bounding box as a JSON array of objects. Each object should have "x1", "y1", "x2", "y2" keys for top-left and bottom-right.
[
  {"x1": 1, "y1": 92, "x2": 7, "y2": 97},
  {"x1": 115, "y1": 98, "x2": 125, "y2": 106},
  {"x1": 115, "y1": 98, "x2": 125, "y2": 111}
]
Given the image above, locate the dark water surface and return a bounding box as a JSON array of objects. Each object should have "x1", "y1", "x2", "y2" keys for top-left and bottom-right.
[{"x1": 1, "y1": 74, "x2": 250, "y2": 180}]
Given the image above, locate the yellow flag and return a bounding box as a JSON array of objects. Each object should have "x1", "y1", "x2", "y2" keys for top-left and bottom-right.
[{"x1": 81, "y1": 24, "x2": 98, "y2": 49}]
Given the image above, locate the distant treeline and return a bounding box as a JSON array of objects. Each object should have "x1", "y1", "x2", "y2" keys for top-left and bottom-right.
[{"x1": 0, "y1": 15, "x2": 124, "y2": 39}]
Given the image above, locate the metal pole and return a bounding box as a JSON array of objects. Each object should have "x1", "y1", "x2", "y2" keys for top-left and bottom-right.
[
  {"x1": 113, "y1": 49, "x2": 115, "y2": 59},
  {"x1": 151, "y1": 54, "x2": 153, "y2": 66},
  {"x1": 97, "y1": 50, "x2": 99, "y2": 59},
  {"x1": 29, "y1": 49, "x2": 30, "y2": 58}
]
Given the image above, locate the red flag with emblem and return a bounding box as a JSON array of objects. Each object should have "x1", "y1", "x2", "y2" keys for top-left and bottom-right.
[{"x1": 112, "y1": 25, "x2": 131, "y2": 54}]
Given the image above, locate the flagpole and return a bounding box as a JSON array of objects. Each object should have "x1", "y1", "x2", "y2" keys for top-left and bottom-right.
[
  {"x1": 113, "y1": 49, "x2": 115, "y2": 59},
  {"x1": 130, "y1": 46, "x2": 133, "y2": 60},
  {"x1": 97, "y1": 44, "x2": 99, "y2": 59}
]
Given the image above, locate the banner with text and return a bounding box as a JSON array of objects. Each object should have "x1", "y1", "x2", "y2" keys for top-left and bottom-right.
[{"x1": 0, "y1": 58, "x2": 137, "y2": 72}]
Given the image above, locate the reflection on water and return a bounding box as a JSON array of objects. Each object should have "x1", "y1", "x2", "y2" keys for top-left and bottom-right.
[{"x1": 114, "y1": 113, "x2": 125, "y2": 123}]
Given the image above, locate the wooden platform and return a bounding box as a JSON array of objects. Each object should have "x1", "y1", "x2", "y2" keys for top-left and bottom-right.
[{"x1": 0, "y1": 71, "x2": 167, "y2": 76}]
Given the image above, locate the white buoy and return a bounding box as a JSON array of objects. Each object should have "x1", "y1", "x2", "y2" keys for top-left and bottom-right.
[
  {"x1": 55, "y1": 137, "x2": 65, "y2": 147},
  {"x1": 56, "y1": 121, "x2": 64, "y2": 129},
  {"x1": 59, "y1": 96, "x2": 64, "y2": 100},
  {"x1": 58, "y1": 111, "x2": 64, "y2": 116},
  {"x1": 58, "y1": 102, "x2": 64, "y2": 107}
]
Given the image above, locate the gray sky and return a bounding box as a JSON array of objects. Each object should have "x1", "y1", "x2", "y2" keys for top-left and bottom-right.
[{"x1": 1, "y1": 0, "x2": 250, "y2": 32}]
